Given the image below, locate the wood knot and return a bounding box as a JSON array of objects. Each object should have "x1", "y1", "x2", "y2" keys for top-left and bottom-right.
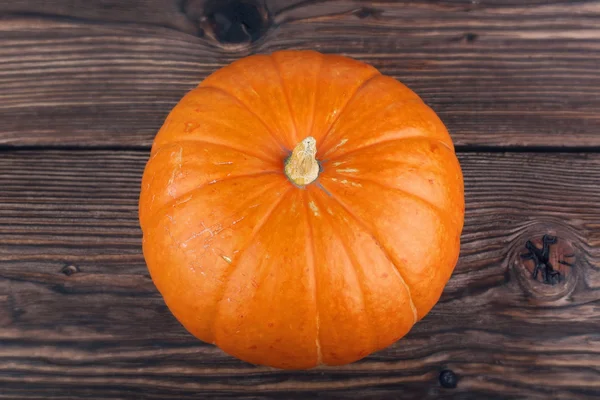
[
  {"x1": 201, "y1": 0, "x2": 271, "y2": 46},
  {"x1": 61, "y1": 264, "x2": 80, "y2": 276},
  {"x1": 512, "y1": 227, "x2": 578, "y2": 301},
  {"x1": 521, "y1": 235, "x2": 575, "y2": 286},
  {"x1": 439, "y1": 369, "x2": 458, "y2": 389}
]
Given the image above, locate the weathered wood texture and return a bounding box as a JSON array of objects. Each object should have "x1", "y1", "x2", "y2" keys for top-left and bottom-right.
[
  {"x1": 2, "y1": 0, "x2": 600, "y2": 398},
  {"x1": 1, "y1": 150, "x2": 599, "y2": 399},
  {"x1": 1, "y1": 0, "x2": 599, "y2": 147}
]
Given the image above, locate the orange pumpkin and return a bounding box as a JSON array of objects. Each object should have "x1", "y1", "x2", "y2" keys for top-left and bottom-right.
[{"x1": 139, "y1": 50, "x2": 464, "y2": 369}]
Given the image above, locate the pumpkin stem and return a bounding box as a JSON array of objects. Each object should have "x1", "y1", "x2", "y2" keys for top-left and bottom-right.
[{"x1": 284, "y1": 136, "x2": 320, "y2": 187}]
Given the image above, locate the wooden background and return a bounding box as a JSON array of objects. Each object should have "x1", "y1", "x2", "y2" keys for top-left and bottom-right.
[{"x1": 1, "y1": 0, "x2": 600, "y2": 398}]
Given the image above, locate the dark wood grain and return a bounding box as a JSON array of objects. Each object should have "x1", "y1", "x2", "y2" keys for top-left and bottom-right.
[
  {"x1": 1, "y1": 0, "x2": 599, "y2": 148},
  {"x1": 1, "y1": 150, "x2": 599, "y2": 399},
  {"x1": 2, "y1": 0, "x2": 600, "y2": 398}
]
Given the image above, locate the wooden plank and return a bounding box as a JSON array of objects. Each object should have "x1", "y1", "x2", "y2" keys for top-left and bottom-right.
[
  {"x1": 1, "y1": 149, "x2": 599, "y2": 399},
  {"x1": 1, "y1": 0, "x2": 599, "y2": 148}
]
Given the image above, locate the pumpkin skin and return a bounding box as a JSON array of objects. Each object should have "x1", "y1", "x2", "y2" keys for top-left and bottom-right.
[{"x1": 139, "y1": 50, "x2": 464, "y2": 370}]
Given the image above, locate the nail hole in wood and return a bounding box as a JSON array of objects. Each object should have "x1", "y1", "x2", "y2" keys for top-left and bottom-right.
[
  {"x1": 439, "y1": 369, "x2": 458, "y2": 389},
  {"x1": 61, "y1": 264, "x2": 80, "y2": 276},
  {"x1": 465, "y1": 32, "x2": 478, "y2": 43},
  {"x1": 354, "y1": 7, "x2": 382, "y2": 19}
]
